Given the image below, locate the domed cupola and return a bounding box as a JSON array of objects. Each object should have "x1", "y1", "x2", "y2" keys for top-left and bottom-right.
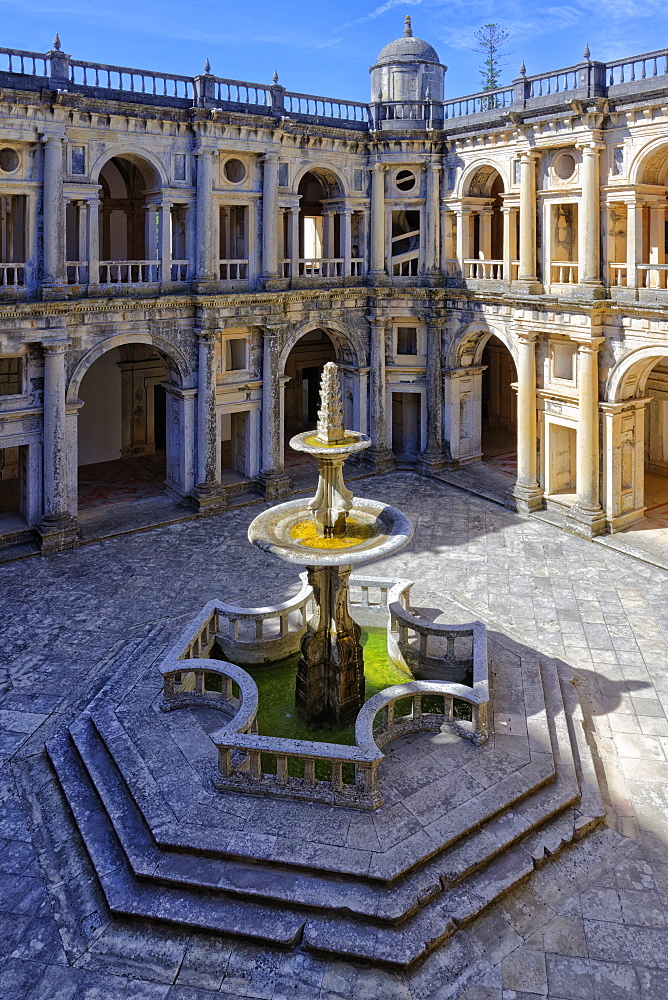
[{"x1": 370, "y1": 16, "x2": 446, "y2": 104}]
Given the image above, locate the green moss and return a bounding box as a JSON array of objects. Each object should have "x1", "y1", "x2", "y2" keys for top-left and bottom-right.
[{"x1": 244, "y1": 627, "x2": 412, "y2": 745}]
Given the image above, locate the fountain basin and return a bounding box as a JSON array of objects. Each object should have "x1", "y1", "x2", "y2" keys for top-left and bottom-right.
[{"x1": 248, "y1": 497, "x2": 413, "y2": 567}]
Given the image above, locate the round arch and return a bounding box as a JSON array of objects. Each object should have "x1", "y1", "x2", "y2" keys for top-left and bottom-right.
[
  {"x1": 449, "y1": 322, "x2": 518, "y2": 369},
  {"x1": 67, "y1": 333, "x2": 190, "y2": 404},
  {"x1": 89, "y1": 145, "x2": 168, "y2": 189},
  {"x1": 292, "y1": 163, "x2": 349, "y2": 199},
  {"x1": 629, "y1": 138, "x2": 668, "y2": 186},
  {"x1": 458, "y1": 160, "x2": 509, "y2": 199},
  {"x1": 606, "y1": 345, "x2": 668, "y2": 403},
  {"x1": 279, "y1": 320, "x2": 364, "y2": 371}
]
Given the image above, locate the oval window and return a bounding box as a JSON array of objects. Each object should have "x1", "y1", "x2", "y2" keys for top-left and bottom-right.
[
  {"x1": 395, "y1": 169, "x2": 416, "y2": 192},
  {"x1": 0, "y1": 148, "x2": 19, "y2": 173},
  {"x1": 224, "y1": 158, "x2": 246, "y2": 183},
  {"x1": 554, "y1": 153, "x2": 576, "y2": 181}
]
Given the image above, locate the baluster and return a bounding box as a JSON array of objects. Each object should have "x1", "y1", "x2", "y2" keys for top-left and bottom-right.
[
  {"x1": 231, "y1": 618, "x2": 239, "y2": 640},
  {"x1": 419, "y1": 632, "x2": 428, "y2": 656},
  {"x1": 218, "y1": 747, "x2": 233, "y2": 778},
  {"x1": 444, "y1": 695, "x2": 454, "y2": 721},
  {"x1": 385, "y1": 702, "x2": 395, "y2": 730},
  {"x1": 224, "y1": 677, "x2": 233, "y2": 700},
  {"x1": 412, "y1": 694, "x2": 422, "y2": 720},
  {"x1": 255, "y1": 618, "x2": 263, "y2": 641},
  {"x1": 249, "y1": 751, "x2": 262, "y2": 781},
  {"x1": 195, "y1": 670, "x2": 204, "y2": 695},
  {"x1": 642, "y1": 60, "x2": 646, "y2": 79},
  {"x1": 447, "y1": 636, "x2": 456, "y2": 659},
  {"x1": 361, "y1": 586, "x2": 369, "y2": 607},
  {"x1": 276, "y1": 756, "x2": 289, "y2": 785},
  {"x1": 380, "y1": 588, "x2": 388, "y2": 608},
  {"x1": 304, "y1": 758, "x2": 316, "y2": 787},
  {"x1": 631, "y1": 63, "x2": 635, "y2": 81},
  {"x1": 279, "y1": 614, "x2": 288, "y2": 637},
  {"x1": 331, "y1": 761, "x2": 343, "y2": 792}
]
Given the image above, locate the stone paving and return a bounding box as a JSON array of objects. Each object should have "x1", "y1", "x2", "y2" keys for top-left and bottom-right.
[{"x1": 2, "y1": 472, "x2": 668, "y2": 998}]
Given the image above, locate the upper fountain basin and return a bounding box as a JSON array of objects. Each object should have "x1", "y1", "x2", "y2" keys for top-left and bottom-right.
[
  {"x1": 248, "y1": 497, "x2": 414, "y2": 567},
  {"x1": 289, "y1": 429, "x2": 372, "y2": 458}
]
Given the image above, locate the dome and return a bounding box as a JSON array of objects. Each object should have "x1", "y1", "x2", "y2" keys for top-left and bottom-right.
[{"x1": 373, "y1": 16, "x2": 442, "y2": 68}]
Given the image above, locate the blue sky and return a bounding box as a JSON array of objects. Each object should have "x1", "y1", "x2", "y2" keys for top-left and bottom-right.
[{"x1": 0, "y1": 0, "x2": 665, "y2": 102}]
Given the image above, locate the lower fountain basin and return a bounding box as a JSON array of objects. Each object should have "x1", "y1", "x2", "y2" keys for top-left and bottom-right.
[{"x1": 248, "y1": 497, "x2": 414, "y2": 566}]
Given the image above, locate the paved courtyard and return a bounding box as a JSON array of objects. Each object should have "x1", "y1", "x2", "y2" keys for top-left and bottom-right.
[{"x1": 1, "y1": 472, "x2": 668, "y2": 999}]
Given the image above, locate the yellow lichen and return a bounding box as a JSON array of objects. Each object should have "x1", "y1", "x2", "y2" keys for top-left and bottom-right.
[
  {"x1": 302, "y1": 434, "x2": 359, "y2": 449},
  {"x1": 289, "y1": 516, "x2": 378, "y2": 549}
]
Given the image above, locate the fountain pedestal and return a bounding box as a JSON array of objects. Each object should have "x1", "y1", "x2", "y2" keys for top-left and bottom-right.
[{"x1": 297, "y1": 564, "x2": 364, "y2": 724}]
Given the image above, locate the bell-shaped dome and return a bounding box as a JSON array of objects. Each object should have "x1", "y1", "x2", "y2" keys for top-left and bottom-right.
[{"x1": 370, "y1": 17, "x2": 446, "y2": 104}]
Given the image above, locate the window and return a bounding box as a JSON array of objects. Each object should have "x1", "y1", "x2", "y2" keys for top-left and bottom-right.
[
  {"x1": 223, "y1": 158, "x2": 246, "y2": 184},
  {"x1": 174, "y1": 154, "x2": 187, "y2": 181},
  {"x1": 278, "y1": 162, "x2": 289, "y2": 187},
  {"x1": 71, "y1": 146, "x2": 85, "y2": 175},
  {"x1": 551, "y1": 342, "x2": 576, "y2": 382},
  {"x1": 0, "y1": 357, "x2": 22, "y2": 396},
  {"x1": 554, "y1": 153, "x2": 576, "y2": 181},
  {"x1": 396, "y1": 327, "x2": 418, "y2": 356},
  {"x1": 225, "y1": 339, "x2": 246, "y2": 371},
  {"x1": 395, "y1": 169, "x2": 416, "y2": 192},
  {"x1": 0, "y1": 148, "x2": 19, "y2": 174}
]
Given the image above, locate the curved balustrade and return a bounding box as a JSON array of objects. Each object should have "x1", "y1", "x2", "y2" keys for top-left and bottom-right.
[
  {"x1": 215, "y1": 574, "x2": 313, "y2": 665},
  {"x1": 160, "y1": 658, "x2": 258, "y2": 731}
]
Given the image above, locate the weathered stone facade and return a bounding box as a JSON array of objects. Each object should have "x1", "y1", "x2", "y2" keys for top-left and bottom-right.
[{"x1": 1, "y1": 26, "x2": 668, "y2": 554}]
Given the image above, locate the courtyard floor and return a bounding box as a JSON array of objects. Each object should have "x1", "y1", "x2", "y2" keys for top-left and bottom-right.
[{"x1": 1, "y1": 472, "x2": 668, "y2": 998}]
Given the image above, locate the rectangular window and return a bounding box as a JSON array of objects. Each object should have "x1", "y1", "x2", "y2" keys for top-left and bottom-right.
[
  {"x1": 71, "y1": 146, "x2": 85, "y2": 174},
  {"x1": 225, "y1": 339, "x2": 246, "y2": 372},
  {"x1": 396, "y1": 327, "x2": 418, "y2": 356},
  {"x1": 552, "y1": 342, "x2": 576, "y2": 382},
  {"x1": 278, "y1": 162, "x2": 289, "y2": 187},
  {"x1": 0, "y1": 357, "x2": 22, "y2": 396},
  {"x1": 174, "y1": 154, "x2": 187, "y2": 181}
]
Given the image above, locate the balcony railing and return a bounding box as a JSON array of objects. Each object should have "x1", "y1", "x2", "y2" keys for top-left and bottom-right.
[
  {"x1": 69, "y1": 58, "x2": 194, "y2": 100},
  {"x1": 550, "y1": 262, "x2": 579, "y2": 284},
  {"x1": 98, "y1": 260, "x2": 160, "y2": 284},
  {"x1": 299, "y1": 258, "x2": 344, "y2": 277},
  {"x1": 638, "y1": 264, "x2": 668, "y2": 289},
  {"x1": 0, "y1": 262, "x2": 25, "y2": 287},
  {"x1": 443, "y1": 86, "x2": 515, "y2": 120},
  {"x1": 219, "y1": 259, "x2": 249, "y2": 280},
  {"x1": 66, "y1": 262, "x2": 88, "y2": 284},
  {"x1": 170, "y1": 260, "x2": 189, "y2": 281},
  {"x1": 607, "y1": 49, "x2": 668, "y2": 86},
  {"x1": 609, "y1": 263, "x2": 628, "y2": 287},
  {"x1": 465, "y1": 259, "x2": 505, "y2": 280}
]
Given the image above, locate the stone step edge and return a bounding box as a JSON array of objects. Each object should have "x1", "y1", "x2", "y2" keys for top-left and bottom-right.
[
  {"x1": 66, "y1": 710, "x2": 579, "y2": 927},
  {"x1": 45, "y1": 728, "x2": 308, "y2": 948}
]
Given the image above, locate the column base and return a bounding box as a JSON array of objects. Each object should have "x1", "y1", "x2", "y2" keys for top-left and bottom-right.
[
  {"x1": 190, "y1": 279, "x2": 219, "y2": 294},
  {"x1": 511, "y1": 279, "x2": 543, "y2": 295},
  {"x1": 40, "y1": 282, "x2": 71, "y2": 301},
  {"x1": 417, "y1": 450, "x2": 448, "y2": 476},
  {"x1": 364, "y1": 447, "x2": 395, "y2": 475},
  {"x1": 367, "y1": 271, "x2": 392, "y2": 287},
  {"x1": 508, "y1": 482, "x2": 545, "y2": 514},
  {"x1": 258, "y1": 470, "x2": 292, "y2": 501},
  {"x1": 574, "y1": 282, "x2": 606, "y2": 301},
  {"x1": 38, "y1": 515, "x2": 79, "y2": 555},
  {"x1": 192, "y1": 483, "x2": 227, "y2": 515},
  {"x1": 420, "y1": 272, "x2": 445, "y2": 288},
  {"x1": 565, "y1": 504, "x2": 607, "y2": 538}
]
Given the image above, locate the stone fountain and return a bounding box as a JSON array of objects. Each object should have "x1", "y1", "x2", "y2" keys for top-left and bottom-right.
[{"x1": 248, "y1": 362, "x2": 413, "y2": 725}]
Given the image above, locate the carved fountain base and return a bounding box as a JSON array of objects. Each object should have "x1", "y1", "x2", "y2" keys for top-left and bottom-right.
[{"x1": 296, "y1": 564, "x2": 365, "y2": 725}]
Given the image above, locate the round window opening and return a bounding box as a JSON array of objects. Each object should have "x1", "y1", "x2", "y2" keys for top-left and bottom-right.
[
  {"x1": 224, "y1": 158, "x2": 246, "y2": 184},
  {"x1": 396, "y1": 169, "x2": 416, "y2": 192},
  {"x1": 0, "y1": 148, "x2": 19, "y2": 173},
  {"x1": 554, "y1": 153, "x2": 576, "y2": 181}
]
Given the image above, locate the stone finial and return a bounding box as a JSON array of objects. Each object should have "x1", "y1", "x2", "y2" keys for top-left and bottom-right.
[
  {"x1": 404, "y1": 15, "x2": 413, "y2": 37},
  {"x1": 519, "y1": 60, "x2": 526, "y2": 76},
  {"x1": 316, "y1": 362, "x2": 346, "y2": 445},
  {"x1": 204, "y1": 58, "x2": 211, "y2": 74},
  {"x1": 272, "y1": 69, "x2": 279, "y2": 84},
  {"x1": 53, "y1": 33, "x2": 61, "y2": 51},
  {"x1": 583, "y1": 43, "x2": 590, "y2": 60}
]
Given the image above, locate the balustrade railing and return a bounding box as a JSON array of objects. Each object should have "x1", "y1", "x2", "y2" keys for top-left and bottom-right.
[
  {"x1": 442, "y1": 87, "x2": 515, "y2": 119},
  {"x1": 0, "y1": 47, "x2": 48, "y2": 77},
  {"x1": 607, "y1": 49, "x2": 668, "y2": 86},
  {"x1": 609, "y1": 263, "x2": 628, "y2": 287},
  {"x1": 377, "y1": 100, "x2": 429, "y2": 123},
  {"x1": 284, "y1": 91, "x2": 369, "y2": 122},
  {"x1": 98, "y1": 260, "x2": 160, "y2": 284},
  {"x1": 465, "y1": 259, "x2": 504, "y2": 280},
  {"x1": 170, "y1": 260, "x2": 189, "y2": 282},
  {"x1": 550, "y1": 261, "x2": 579, "y2": 284},
  {"x1": 392, "y1": 252, "x2": 419, "y2": 277},
  {"x1": 69, "y1": 58, "x2": 194, "y2": 100},
  {"x1": 214, "y1": 575, "x2": 313, "y2": 665},
  {"x1": 299, "y1": 258, "x2": 344, "y2": 277},
  {"x1": 212, "y1": 78, "x2": 270, "y2": 107},
  {"x1": 637, "y1": 264, "x2": 668, "y2": 289},
  {"x1": 0, "y1": 263, "x2": 25, "y2": 287},
  {"x1": 528, "y1": 68, "x2": 579, "y2": 98},
  {"x1": 160, "y1": 658, "x2": 258, "y2": 727},
  {"x1": 66, "y1": 262, "x2": 88, "y2": 284},
  {"x1": 219, "y1": 259, "x2": 249, "y2": 280},
  {"x1": 350, "y1": 257, "x2": 364, "y2": 277}
]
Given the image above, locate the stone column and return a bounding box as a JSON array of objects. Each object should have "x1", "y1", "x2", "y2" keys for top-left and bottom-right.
[
  {"x1": 510, "y1": 331, "x2": 544, "y2": 512},
  {"x1": 193, "y1": 328, "x2": 225, "y2": 513},
  {"x1": 324, "y1": 209, "x2": 335, "y2": 262},
  {"x1": 517, "y1": 152, "x2": 540, "y2": 291},
  {"x1": 369, "y1": 164, "x2": 386, "y2": 277},
  {"x1": 289, "y1": 207, "x2": 300, "y2": 280},
  {"x1": 425, "y1": 163, "x2": 441, "y2": 277},
  {"x1": 159, "y1": 202, "x2": 172, "y2": 283},
  {"x1": 625, "y1": 198, "x2": 643, "y2": 289},
  {"x1": 41, "y1": 133, "x2": 66, "y2": 290},
  {"x1": 502, "y1": 206, "x2": 514, "y2": 281},
  {"x1": 455, "y1": 205, "x2": 471, "y2": 278},
  {"x1": 578, "y1": 142, "x2": 604, "y2": 294},
  {"x1": 39, "y1": 338, "x2": 77, "y2": 552},
  {"x1": 417, "y1": 321, "x2": 446, "y2": 474},
  {"x1": 648, "y1": 202, "x2": 666, "y2": 287},
  {"x1": 195, "y1": 148, "x2": 216, "y2": 282},
  {"x1": 366, "y1": 316, "x2": 394, "y2": 472},
  {"x1": 261, "y1": 152, "x2": 279, "y2": 280},
  {"x1": 340, "y1": 208, "x2": 352, "y2": 278},
  {"x1": 568, "y1": 337, "x2": 606, "y2": 536},
  {"x1": 86, "y1": 197, "x2": 100, "y2": 285},
  {"x1": 259, "y1": 326, "x2": 291, "y2": 498}
]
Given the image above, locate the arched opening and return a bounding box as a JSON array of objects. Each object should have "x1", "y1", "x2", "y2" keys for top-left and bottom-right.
[
  {"x1": 481, "y1": 335, "x2": 517, "y2": 474},
  {"x1": 641, "y1": 359, "x2": 668, "y2": 523},
  {"x1": 77, "y1": 344, "x2": 169, "y2": 512},
  {"x1": 83, "y1": 155, "x2": 161, "y2": 284},
  {"x1": 296, "y1": 171, "x2": 341, "y2": 276},
  {"x1": 465, "y1": 167, "x2": 506, "y2": 280}
]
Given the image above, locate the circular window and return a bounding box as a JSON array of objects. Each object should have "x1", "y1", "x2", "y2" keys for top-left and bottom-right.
[
  {"x1": 554, "y1": 153, "x2": 576, "y2": 181},
  {"x1": 0, "y1": 148, "x2": 19, "y2": 173},
  {"x1": 223, "y1": 158, "x2": 246, "y2": 184},
  {"x1": 395, "y1": 169, "x2": 416, "y2": 192}
]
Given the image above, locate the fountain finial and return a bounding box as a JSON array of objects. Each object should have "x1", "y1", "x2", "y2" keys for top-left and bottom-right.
[{"x1": 316, "y1": 362, "x2": 346, "y2": 445}]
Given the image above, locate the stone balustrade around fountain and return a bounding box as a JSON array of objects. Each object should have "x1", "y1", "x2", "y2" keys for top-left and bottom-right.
[
  {"x1": 390, "y1": 604, "x2": 488, "y2": 693},
  {"x1": 159, "y1": 658, "x2": 258, "y2": 732},
  {"x1": 215, "y1": 575, "x2": 314, "y2": 665}
]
